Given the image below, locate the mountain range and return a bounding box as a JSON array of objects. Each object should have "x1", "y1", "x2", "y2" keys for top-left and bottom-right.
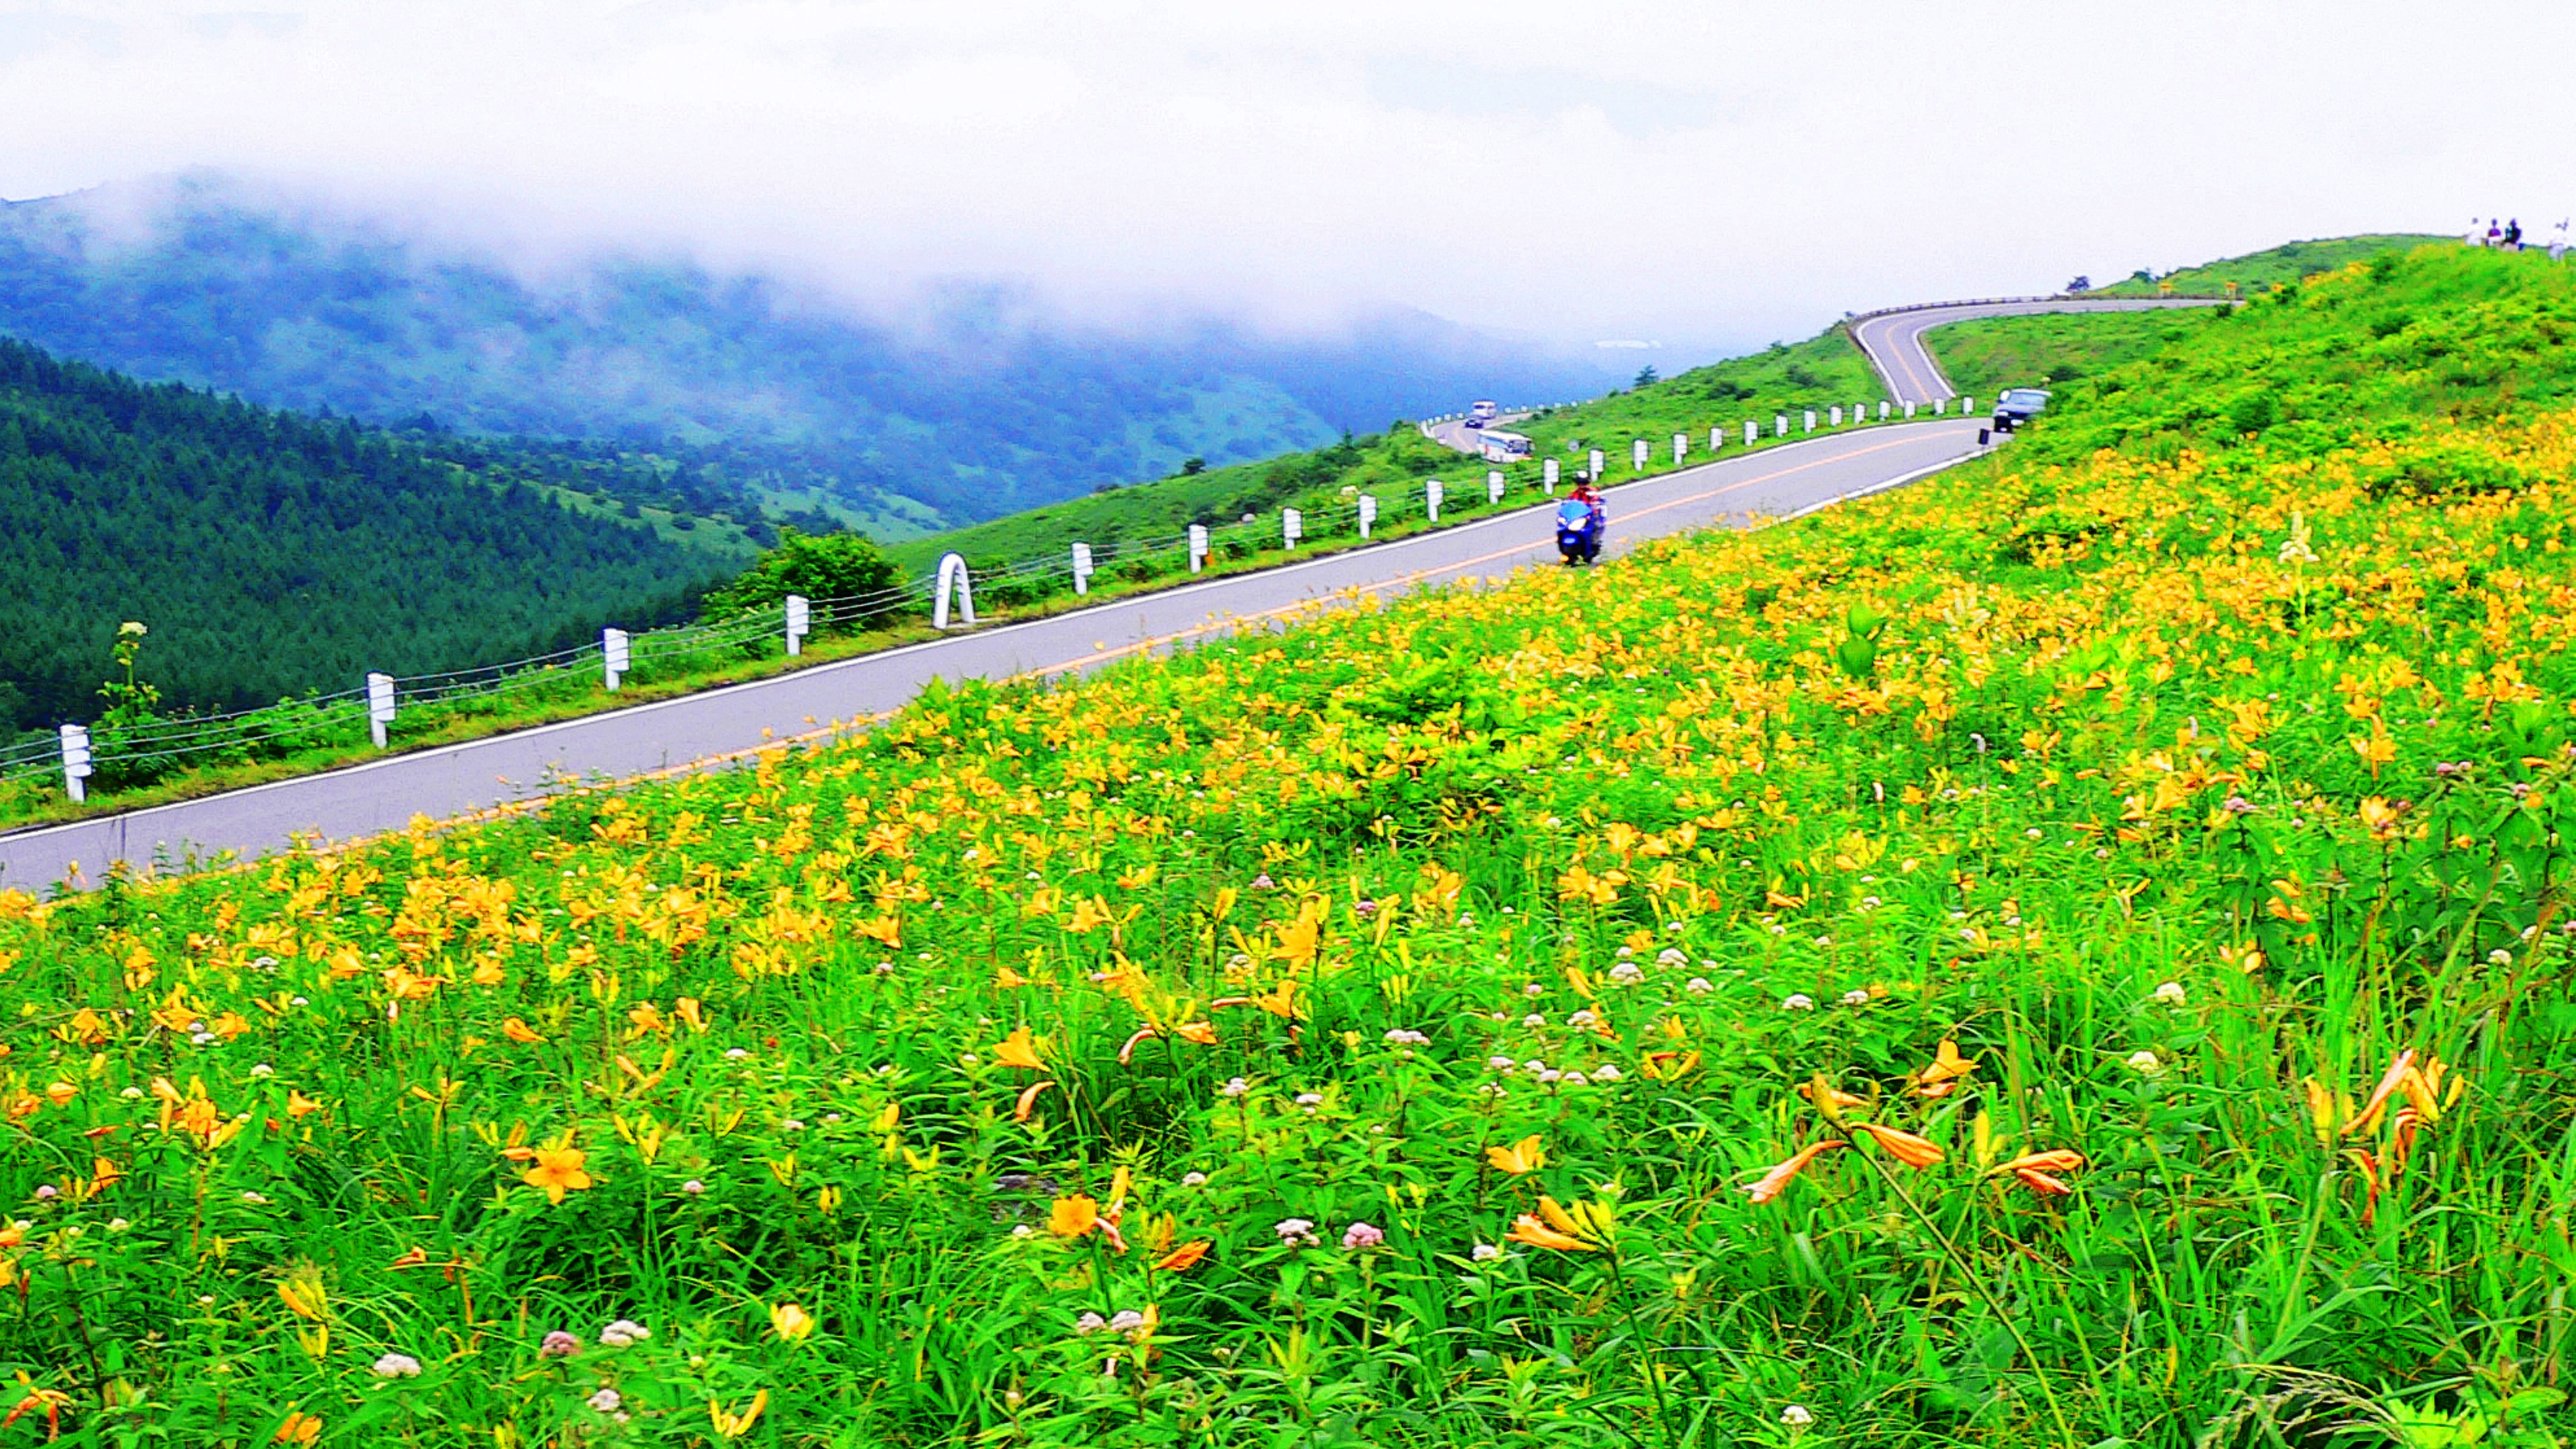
[{"x1": 0, "y1": 175, "x2": 1615, "y2": 535}]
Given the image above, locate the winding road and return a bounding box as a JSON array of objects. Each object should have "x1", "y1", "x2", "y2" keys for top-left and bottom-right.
[
  {"x1": 1849, "y1": 295, "x2": 2234, "y2": 404},
  {"x1": 0, "y1": 293, "x2": 2210, "y2": 891}
]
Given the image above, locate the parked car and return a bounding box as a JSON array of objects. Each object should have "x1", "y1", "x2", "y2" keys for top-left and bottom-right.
[{"x1": 1992, "y1": 388, "x2": 2051, "y2": 433}]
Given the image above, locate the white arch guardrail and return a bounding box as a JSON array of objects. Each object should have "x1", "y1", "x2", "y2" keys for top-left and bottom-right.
[{"x1": 3, "y1": 392, "x2": 1967, "y2": 804}]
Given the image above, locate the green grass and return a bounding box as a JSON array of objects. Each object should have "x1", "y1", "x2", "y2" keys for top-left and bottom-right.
[
  {"x1": 1920, "y1": 310, "x2": 2229, "y2": 398},
  {"x1": 7, "y1": 243, "x2": 2576, "y2": 1447},
  {"x1": 2091, "y1": 233, "x2": 2452, "y2": 297}
]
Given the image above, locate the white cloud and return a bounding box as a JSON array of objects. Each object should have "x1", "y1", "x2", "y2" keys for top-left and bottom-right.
[{"x1": 0, "y1": 0, "x2": 2567, "y2": 355}]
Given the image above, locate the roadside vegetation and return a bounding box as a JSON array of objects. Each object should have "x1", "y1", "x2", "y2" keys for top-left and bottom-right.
[
  {"x1": 1916, "y1": 309, "x2": 2224, "y2": 398},
  {"x1": 2092, "y1": 233, "x2": 2449, "y2": 298},
  {"x1": 3, "y1": 243, "x2": 2574, "y2": 1447},
  {"x1": 2, "y1": 236, "x2": 2446, "y2": 834}
]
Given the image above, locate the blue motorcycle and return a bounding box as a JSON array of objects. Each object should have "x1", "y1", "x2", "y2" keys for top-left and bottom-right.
[{"x1": 1555, "y1": 497, "x2": 1604, "y2": 565}]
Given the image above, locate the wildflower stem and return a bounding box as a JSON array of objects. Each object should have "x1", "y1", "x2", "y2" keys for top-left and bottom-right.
[{"x1": 1843, "y1": 1142, "x2": 2079, "y2": 1448}]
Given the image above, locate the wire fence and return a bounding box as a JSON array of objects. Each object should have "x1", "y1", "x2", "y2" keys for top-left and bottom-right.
[{"x1": 5, "y1": 398, "x2": 1934, "y2": 802}]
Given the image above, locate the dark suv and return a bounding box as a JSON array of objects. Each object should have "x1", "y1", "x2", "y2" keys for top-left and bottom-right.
[{"x1": 1992, "y1": 388, "x2": 2051, "y2": 434}]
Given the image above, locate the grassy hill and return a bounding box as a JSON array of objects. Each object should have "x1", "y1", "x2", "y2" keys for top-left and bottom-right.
[
  {"x1": 891, "y1": 236, "x2": 2446, "y2": 580},
  {"x1": 5, "y1": 243, "x2": 2574, "y2": 1444},
  {"x1": 2093, "y1": 233, "x2": 2452, "y2": 296},
  {"x1": 0, "y1": 334, "x2": 749, "y2": 735}
]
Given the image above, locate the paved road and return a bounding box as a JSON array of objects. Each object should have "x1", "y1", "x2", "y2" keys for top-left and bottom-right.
[
  {"x1": 1422, "y1": 410, "x2": 1532, "y2": 456},
  {"x1": 0, "y1": 419, "x2": 1986, "y2": 891},
  {"x1": 1850, "y1": 296, "x2": 2235, "y2": 405}
]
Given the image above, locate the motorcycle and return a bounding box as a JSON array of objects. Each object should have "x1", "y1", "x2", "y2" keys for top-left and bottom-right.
[{"x1": 1555, "y1": 497, "x2": 1604, "y2": 565}]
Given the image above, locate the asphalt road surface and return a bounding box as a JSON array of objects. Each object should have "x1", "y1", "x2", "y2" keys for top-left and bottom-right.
[
  {"x1": 0, "y1": 418, "x2": 1986, "y2": 891},
  {"x1": 1850, "y1": 296, "x2": 2234, "y2": 405},
  {"x1": 1422, "y1": 410, "x2": 1531, "y2": 456}
]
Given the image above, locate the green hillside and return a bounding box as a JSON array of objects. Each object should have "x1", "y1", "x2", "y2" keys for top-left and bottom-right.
[
  {"x1": 891, "y1": 236, "x2": 2444, "y2": 577},
  {"x1": 0, "y1": 179, "x2": 1613, "y2": 532},
  {"x1": 7, "y1": 244, "x2": 2576, "y2": 1446},
  {"x1": 2094, "y1": 233, "x2": 2450, "y2": 296},
  {"x1": 0, "y1": 336, "x2": 747, "y2": 734}
]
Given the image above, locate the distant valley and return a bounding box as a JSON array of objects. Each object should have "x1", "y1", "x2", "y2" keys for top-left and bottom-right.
[{"x1": 0, "y1": 175, "x2": 1615, "y2": 536}]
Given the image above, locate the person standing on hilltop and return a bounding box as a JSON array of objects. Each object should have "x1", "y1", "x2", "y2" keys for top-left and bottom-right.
[
  {"x1": 2504, "y1": 219, "x2": 2522, "y2": 250},
  {"x1": 2487, "y1": 219, "x2": 2504, "y2": 248}
]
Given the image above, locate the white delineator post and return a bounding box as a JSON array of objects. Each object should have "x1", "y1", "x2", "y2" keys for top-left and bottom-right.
[
  {"x1": 1425, "y1": 478, "x2": 1443, "y2": 522},
  {"x1": 1803, "y1": 411, "x2": 1817, "y2": 433},
  {"x1": 1671, "y1": 432, "x2": 1687, "y2": 464},
  {"x1": 365, "y1": 671, "x2": 395, "y2": 749},
  {"x1": 933, "y1": 553, "x2": 976, "y2": 628},
  {"x1": 1487, "y1": 470, "x2": 1505, "y2": 504},
  {"x1": 784, "y1": 594, "x2": 811, "y2": 655},
  {"x1": 1905, "y1": 401, "x2": 1918, "y2": 419},
  {"x1": 1962, "y1": 395, "x2": 1975, "y2": 415},
  {"x1": 1543, "y1": 457, "x2": 1559, "y2": 493},
  {"x1": 1744, "y1": 420, "x2": 1757, "y2": 446},
  {"x1": 1830, "y1": 406, "x2": 1843, "y2": 427},
  {"x1": 1880, "y1": 400, "x2": 1890, "y2": 420},
  {"x1": 1070, "y1": 543, "x2": 1094, "y2": 597},
  {"x1": 1774, "y1": 415, "x2": 1788, "y2": 437},
  {"x1": 1188, "y1": 525, "x2": 1208, "y2": 573},
  {"x1": 601, "y1": 628, "x2": 630, "y2": 691},
  {"x1": 1358, "y1": 494, "x2": 1378, "y2": 539},
  {"x1": 1588, "y1": 448, "x2": 1605, "y2": 481},
  {"x1": 1934, "y1": 398, "x2": 1946, "y2": 415},
  {"x1": 59, "y1": 724, "x2": 92, "y2": 803},
  {"x1": 1282, "y1": 508, "x2": 1302, "y2": 547},
  {"x1": 1710, "y1": 427, "x2": 1724, "y2": 452}
]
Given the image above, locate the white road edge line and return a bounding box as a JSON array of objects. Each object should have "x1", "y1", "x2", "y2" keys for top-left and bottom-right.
[{"x1": 0, "y1": 421, "x2": 1979, "y2": 850}]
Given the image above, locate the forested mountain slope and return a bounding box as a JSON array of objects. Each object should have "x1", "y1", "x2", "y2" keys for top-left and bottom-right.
[
  {"x1": 0, "y1": 336, "x2": 732, "y2": 733},
  {"x1": 0, "y1": 175, "x2": 1613, "y2": 531}
]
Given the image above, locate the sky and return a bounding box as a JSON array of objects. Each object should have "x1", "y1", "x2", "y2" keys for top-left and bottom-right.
[{"x1": 0, "y1": 0, "x2": 2570, "y2": 358}]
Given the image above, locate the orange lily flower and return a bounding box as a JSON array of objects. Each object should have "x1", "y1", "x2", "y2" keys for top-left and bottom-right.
[
  {"x1": 1991, "y1": 1150, "x2": 2084, "y2": 1175},
  {"x1": 769, "y1": 1302, "x2": 816, "y2": 1342},
  {"x1": 1174, "y1": 1021, "x2": 1219, "y2": 1046},
  {"x1": 1741, "y1": 1140, "x2": 1844, "y2": 1203},
  {"x1": 992, "y1": 1027, "x2": 1046, "y2": 1071},
  {"x1": 1914, "y1": 1038, "x2": 1978, "y2": 1096},
  {"x1": 1484, "y1": 1136, "x2": 1546, "y2": 1175},
  {"x1": 274, "y1": 1410, "x2": 323, "y2": 1445},
  {"x1": 286, "y1": 1091, "x2": 324, "y2": 1119},
  {"x1": 1117, "y1": 1027, "x2": 1158, "y2": 1064},
  {"x1": 2347, "y1": 1049, "x2": 2415, "y2": 1134},
  {"x1": 1154, "y1": 1240, "x2": 1212, "y2": 1274},
  {"x1": 2012, "y1": 1167, "x2": 2074, "y2": 1197},
  {"x1": 1049, "y1": 1195, "x2": 1100, "y2": 1239},
  {"x1": 1013, "y1": 1080, "x2": 1055, "y2": 1122},
  {"x1": 708, "y1": 1390, "x2": 769, "y2": 1440},
  {"x1": 1855, "y1": 1122, "x2": 1945, "y2": 1168},
  {"x1": 1504, "y1": 1212, "x2": 1594, "y2": 1252},
  {"x1": 501, "y1": 1017, "x2": 544, "y2": 1044},
  {"x1": 521, "y1": 1146, "x2": 593, "y2": 1204},
  {"x1": 1794, "y1": 1081, "x2": 1868, "y2": 1112}
]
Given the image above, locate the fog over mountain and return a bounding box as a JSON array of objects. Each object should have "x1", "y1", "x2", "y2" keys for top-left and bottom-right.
[{"x1": 0, "y1": 175, "x2": 1618, "y2": 533}]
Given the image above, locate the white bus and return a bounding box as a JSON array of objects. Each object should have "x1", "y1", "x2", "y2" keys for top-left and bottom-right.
[{"x1": 1478, "y1": 429, "x2": 1533, "y2": 462}]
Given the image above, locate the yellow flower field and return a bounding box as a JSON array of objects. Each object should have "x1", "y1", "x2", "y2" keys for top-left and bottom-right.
[{"x1": 3, "y1": 245, "x2": 2574, "y2": 1447}]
